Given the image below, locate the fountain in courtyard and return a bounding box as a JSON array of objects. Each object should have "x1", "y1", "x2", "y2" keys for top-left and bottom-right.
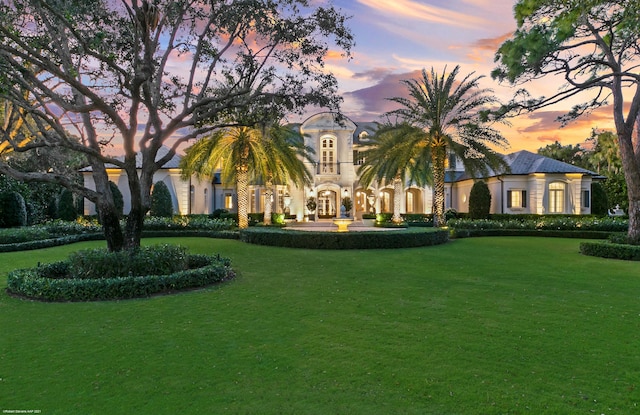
[{"x1": 333, "y1": 203, "x2": 353, "y2": 232}]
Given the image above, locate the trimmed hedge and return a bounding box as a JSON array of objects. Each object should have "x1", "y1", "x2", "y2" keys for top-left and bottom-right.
[
  {"x1": 240, "y1": 227, "x2": 449, "y2": 249},
  {"x1": 0, "y1": 216, "x2": 237, "y2": 252},
  {"x1": 579, "y1": 241, "x2": 640, "y2": 261},
  {"x1": 0, "y1": 227, "x2": 50, "y2": 244},
  {"x1": 449, "y1": 216, "x2": 628, "y2": 232},
  {"x1": 0, "y1": 233, "x2": 104, "y2": 253},
  {"x1": 0, "y1": 230, "x2": 238, "y2": 253},
  {"x1": 451, "y1": 228, "x2": 615, "y2": 239},
  {"x1": 7, "y1": 253, "x2": 235, "y2": 302}
]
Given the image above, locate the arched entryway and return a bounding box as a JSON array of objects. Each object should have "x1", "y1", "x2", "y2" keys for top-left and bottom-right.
[
  {"x1": 379, "y1": 188, "x2": 393, "y2": 213},
  {"x1": 405, "y1": 188, "x2": 423, "y2": 213},
  {"x1": 354, "y1": 188, "x2": 377, "y2": 218}
]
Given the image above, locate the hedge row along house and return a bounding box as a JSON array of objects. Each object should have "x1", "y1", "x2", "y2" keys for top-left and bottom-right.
[{"x1": 82, "y1": 112, "x2": 603, "y2": 219}]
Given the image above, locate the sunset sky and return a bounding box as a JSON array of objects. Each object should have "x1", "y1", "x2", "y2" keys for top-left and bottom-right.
[{"x1": 317, "y1": 0, "x2": 617, "y2": 153}]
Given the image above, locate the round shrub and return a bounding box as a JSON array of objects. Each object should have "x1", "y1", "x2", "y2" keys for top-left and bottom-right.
[
  {"x1": 57, "y1": 189, "x2": 78, "y2": 221},
  {"x1": 150, "y1": 181, "x2": 174, "y2": 217},
  {"x1": 468, "y1": 181, "x2": 491, "y2": 220},
  {"x1": 0, "y1": 190, "x2": 27, "y2": 228}
]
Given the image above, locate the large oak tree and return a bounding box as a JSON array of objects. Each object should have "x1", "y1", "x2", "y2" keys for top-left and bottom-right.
[
  {"x1": 0, "y1": 0, "x2": 353, "y2": 250},
  {"x1": 493, "y1": 0, "x2": 640, "y2": 242}
]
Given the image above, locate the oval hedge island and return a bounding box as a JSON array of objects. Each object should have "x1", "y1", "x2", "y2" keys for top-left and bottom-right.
[
  {"x1": 240, "y1": 227, "x2": 450, "y2": 249},
  {"x1": 6, "y1": 244, "x2": 236, "y2": 302}
]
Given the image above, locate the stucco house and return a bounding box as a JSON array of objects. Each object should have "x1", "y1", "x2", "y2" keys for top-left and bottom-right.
[
  {"x1": 82, "y1": 112, "x2": 602, "y2": 218},
  {"x1": 82, "y1": 147, "x2": 234, "y2": 216}
]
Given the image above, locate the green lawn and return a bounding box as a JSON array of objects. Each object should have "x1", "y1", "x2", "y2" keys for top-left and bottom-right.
[{"x1": 1, "y1": 237, "x2": 639, "y2": 414}]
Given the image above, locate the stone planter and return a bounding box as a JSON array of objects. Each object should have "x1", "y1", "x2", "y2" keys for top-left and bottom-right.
[{"x1": 362, "y1": 218, "x2": 376, "y2": 227}]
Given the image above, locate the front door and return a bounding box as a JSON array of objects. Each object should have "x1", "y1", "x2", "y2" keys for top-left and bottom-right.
[{"x1": 318, "y1": 190, "x2": 337, "y2": 218}]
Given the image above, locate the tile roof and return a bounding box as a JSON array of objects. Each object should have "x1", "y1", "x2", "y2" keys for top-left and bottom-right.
[
  {"x1": 504, "y1": 150, "x2": 597, "y2": 175},
  {"x1": 445, "y1": 150, "x2": 600, "y2": 183}
]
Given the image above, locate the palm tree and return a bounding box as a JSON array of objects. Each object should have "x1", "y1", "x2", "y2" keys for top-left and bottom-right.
[
  {"x1": 358, "y1": 122, "x2": 432, "y2": 223},
  {"x1": 389, "y1": 66, "x2": 510, "y2": 226},
  {"x1": 180, "y1": 124, "x2": 313, "y2": 229},
  {"x1": 180, "y1": 127, "x2": 261, "y2": 229},
  {"x1": 587, "y1": 130, "x2": 622, "y2": 175},
  {"x1": 259, "y1": 123, "x2": 314, "y2": 225}
]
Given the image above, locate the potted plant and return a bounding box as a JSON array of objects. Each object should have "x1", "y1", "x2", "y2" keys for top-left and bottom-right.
[
  {"x1": 306, "y1": 197, "x2": 317, "y2": 221},
  {"x1": 341, "y1": 196, "x2": 353, "y2": 217}
]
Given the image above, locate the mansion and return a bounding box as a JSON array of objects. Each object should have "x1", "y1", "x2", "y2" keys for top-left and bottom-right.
[{"x1": 83, "y1": 112, "x2": 602, "y2": 219}]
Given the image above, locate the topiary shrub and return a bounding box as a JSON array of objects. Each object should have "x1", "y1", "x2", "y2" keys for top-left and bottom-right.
[
  {"x1": 150, "y1": 181, "x2": 174, "y2": 217},
  {"x1": 468, "y1": 181, "x2": 491, "y2": 219},
  {"x1": 591, "y1": 182, "x2": 609, "y2": 216},
  {"x1": 57, "y1": 189, "x2": 78, "y2": 221},
  {"x1": 341, "y1": 197, "x2": 352, "y2": 214},
  {"x1": 47, "y1": 196, "x2": 58, "y2": 220},
  {"x1": 109, "y1": 181, "x2": 124, "y2": 218},
  {"x1": 0, "y1": 190, "x2": 27, "y2": 228}
]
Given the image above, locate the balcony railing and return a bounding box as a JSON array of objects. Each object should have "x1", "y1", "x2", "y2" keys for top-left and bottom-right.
[{"x1": 317, "y1": 162, "x2": 340, "y2": 175}]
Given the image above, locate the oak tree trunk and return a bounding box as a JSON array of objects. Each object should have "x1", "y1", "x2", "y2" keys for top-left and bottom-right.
[{"x1": 618, "y1": 130, "x2": 640, "y2": 243}]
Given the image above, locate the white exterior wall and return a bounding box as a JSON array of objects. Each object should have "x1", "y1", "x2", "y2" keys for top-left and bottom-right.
[
  {"x1": 486, "y1": 178, "x2": 503, "y2": 214},
  {"x1": 81, "y1": 114, "x2": 597, "y2": 219},
  {"x1": 455, "y1": 173, "x2": 594, "y2": 215},
  {"x1": 451, "y1": 180, "x2": 473, "y2": 213},
  {"x1": 83, "y1": 169, "x2": 205, "y2": 216}
]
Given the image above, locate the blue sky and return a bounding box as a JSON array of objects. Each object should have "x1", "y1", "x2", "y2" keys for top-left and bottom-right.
[{"x1": 317, "y1": 0, "x2": 616, "y2": 152}]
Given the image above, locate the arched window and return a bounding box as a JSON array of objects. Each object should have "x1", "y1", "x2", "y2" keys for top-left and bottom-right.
[
  {"x1": 380, "y1": 190, "x2": 391, "y2": 212},
  {"x1": 320, "y1": 137, "x2": 335, "y2": 173},
  {"x1": 404, "y1": 189, "x2": 423, "y2": 213},
  {"x1": 548, "y1": 182, "x2": 565, "y2": 213}
]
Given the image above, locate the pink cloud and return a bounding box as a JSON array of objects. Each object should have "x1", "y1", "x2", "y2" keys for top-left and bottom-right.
[
  {"x1": 471, "y1": 32, "x2": 513, "y2": 51},
  {"x1": 343, "y1": 70, "x2": 422, "y2": 119}
]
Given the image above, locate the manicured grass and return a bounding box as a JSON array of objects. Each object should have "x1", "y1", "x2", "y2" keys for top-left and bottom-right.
[{"x1": 1, "y1": 237, "x2": 639, "y2": 414}]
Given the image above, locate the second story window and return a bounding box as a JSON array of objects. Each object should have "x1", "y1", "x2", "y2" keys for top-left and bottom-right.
[{"x1": 321, "y1": 137, "x2": 335, "y2": 173}]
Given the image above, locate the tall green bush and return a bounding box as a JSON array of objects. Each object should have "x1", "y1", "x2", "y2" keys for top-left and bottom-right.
[
  {"x1": 109, "y1": 181, "x2": 124, "y2": 218},
  {"x1": 591, "y1": 182, "x2": 609, "y2": 216},
  {"x1": 0, "y1": 191, "x2": 27, "y2": 228},
  {"x1": 57, "y1": 189, "x2": 78, "y2": 221},
  {"x1": 468, "y1": 181, "x2": 491, "y2": 219},
  {"x1": 150, "y1": 181, "x2": 174, "y2": 217}
]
